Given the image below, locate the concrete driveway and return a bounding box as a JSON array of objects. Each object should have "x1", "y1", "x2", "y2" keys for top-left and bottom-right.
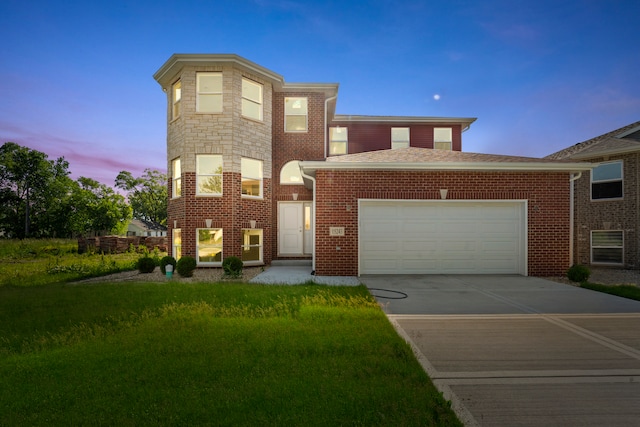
[{"x1": 360, "y1": 275, "x2": 640, "y2": 427}]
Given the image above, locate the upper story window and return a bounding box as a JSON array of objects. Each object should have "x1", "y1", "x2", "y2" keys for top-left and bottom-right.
[
  {"x1": 241, "y1": 158, "x2": 263, "y2": 198},
  {"x1": 197, "y1": 72, "x2": 223, "y2": 113},
  {"x1": 196, "y1": 154, "x2": 223, "y2": 196},
  {"x1": 434, "y1": 128, "x2": 452, "y2": 150},
  {"x1": 391, "y1": 127, "x2": 410, "y2": 149},
  {"x1": 172, "y1": 80, "x2": 181, "y2": 120},
  {"x1": 285, "y1": 97, "x2": 308, "y2": 132},
  {"x1": 280, "y1": 160, "x2": 303, "y2": 185},
  {"x1": 592, "y1": 161, "x2": 623, "y2": 200},
  {"x1": 329, "y1": 127, "x2": 348, "y2": 155},
  {"x1": 242, "y1": 78, "x2": 263, "y2": 121},
  {"x1": 171, "y1": 158, "x2": 181, "y2": 198}
]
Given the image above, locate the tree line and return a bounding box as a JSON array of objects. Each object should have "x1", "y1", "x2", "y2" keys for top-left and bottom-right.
[{"x1": 0, "y1": 142, "x2": 167, "y2": 239}]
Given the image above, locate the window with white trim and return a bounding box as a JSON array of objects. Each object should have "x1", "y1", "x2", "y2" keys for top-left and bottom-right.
[
  {"x1": 329, "y1": 127, "x2": 348, "y2": 155},
  {"x1": 197, "y1": 72, "x2": 223, "y2": 113},
  {"x1": 434, "y1": 127, "x2": 452, "y2": 150},
  {"x1": 285, "y1": 97, "x2": 308, "y2": 132},
  {"x1": 241, "y1": 158, "x2": 263, "y2": 198},
  {"x1": 172, "y1": 228, "x2": 182, "y2": 260},
  {"x1": 196, "y1": 155, "x2": 223, "y2": 195},
  {"x1": 280, "y1": 160, "x2": 303, "y2": 185},
  {"x1": 241, "y1": 229, "x2": 263, "y2": 263},
  {"x1": 591, "y1": 161, "x2": 623, "y2": 200},
  {"x1": 591, "y1": 230, "x2": 623, "y2": 264},
  {"x1": 197, "y1": 228, "x2": 223, "y2": 264},
  {"x1": 242, "y1": 78, "x2": 263, "y2": 121},
  {"x1": 172, "y1": 80, "x2": 181, "y2": 120},
  {"x1": 391, "y1": 127, "x2": 410, "y2": 149},
  {"x1": 171, "y1": 158, "x2": 181, "y2": 198}
]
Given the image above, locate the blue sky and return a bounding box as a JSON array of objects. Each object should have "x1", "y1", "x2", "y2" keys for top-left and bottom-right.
[{"x1": 1, "y1": 0, "x2": 639, "y2": 185}]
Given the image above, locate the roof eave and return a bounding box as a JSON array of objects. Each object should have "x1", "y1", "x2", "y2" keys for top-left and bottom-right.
[
  {"x1": 569, "y1": 146, "x2": 640, "y2": 160},
  {"x1": 331, "y1": 115, "x2": 476, "y2": 126},
  {"x1": 300, "y1": 161, "x2": 594, "y2": 176}
]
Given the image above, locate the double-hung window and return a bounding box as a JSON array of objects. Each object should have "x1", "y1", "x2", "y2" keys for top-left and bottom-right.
[
  {"x1": 241, "y1": 158, "x2": 263, "y2": 198},
  {"x1": 171, "y1": 158, "x2": 181, "y2": 198},
  {"x1": 591, "y1": 230, "x2": 623, "y2": 264},
  {"x1": 197, "y1": 72, "x2": 223, "y2": 113},
  {"x1": 241, "y1": 229, "x2": 263, "y2": 263},
  {"x1": 391, "y1": 127, "x2": 410, "y2": 149},
  {"x1": 285, "y1": 97, "x2": 308, "y2": 132},
  {"x1": 172, "y1": 228, "x2": 182, "y2": 260},
  {"x1": 196, "y1": 154, "x2": 223, "y2": 195},
  {"x1": 434, "y1": 127, "x2": 452, "y2": 150},
  {"x1": 197, "y1": 228, "x2": 223, "y2": 264},
  {"x1": 329, "y1": 127, "x2": 348, "y2": 155},
  {"x1": 172, "y1": 80, "x2": 181, "y2": 120},
  {"x1": 242, "y1": 78, "x2": 263, "y2": 121},
  {"x1": 591, "y1": 161, "x2": 623, "y2": 200}
]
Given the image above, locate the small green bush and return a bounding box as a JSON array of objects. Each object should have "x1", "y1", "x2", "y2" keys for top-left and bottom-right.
[
  {"x1": 567, "y1": 264, "x2": 590, "y2": 282},
  {"x1": 137, "y1": 257, "x2": 156, "y2": 274},
  {"x1": 222, "y1": 256, "x2": 243, "y2": 278},
  {"x1": 176, "y1": 256, "x2": 197, "y2": 277},
  {"x1": 160, "y1": 256, "x2": 177, "y2": 274}
]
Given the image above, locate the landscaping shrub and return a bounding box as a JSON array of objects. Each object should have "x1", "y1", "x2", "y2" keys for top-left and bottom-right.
[
  {"x1": 222, "y1": 256, "x2": 243, "y2": 278},
  {"x1": 137, "y1": 257, "x2": 156, "y2": 274},
  {"x1": 160, "y1": 256, "x2": 177, "y2": 274},
  {"x1": 567, "y1": 264, "x2": 590, "y2": 282},
  {"x1": 176, "y1": 256, "x2": 197, "y2": 277}
]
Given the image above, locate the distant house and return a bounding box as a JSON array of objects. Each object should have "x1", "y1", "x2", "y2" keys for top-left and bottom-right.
[
  {"x1": 127, "y1": 219, "x2": 167, "y2": 237},
  {"x1": 153, "y1": 53, "x2": 590, "y2": 277},
  {"x1": 547, "y1": 121, "x2": 640, "y2": 269}
]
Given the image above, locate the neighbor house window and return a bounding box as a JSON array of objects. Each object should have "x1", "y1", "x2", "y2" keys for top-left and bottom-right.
[
  {"x1": 242, "y1": 78, "x2": 263, "y2": 121},
  {"x1": 197, "y1": 72, "x2": 223, "y2": 113},
  {"x1": 280, "y1": 160, "x2": 303, "y2": 185},
  {"x1": 391, "y1": 127, "x2": 410, "y2": 149},
  {"x1": 241, "y1": 229, "x2": 263, "y2": 263},
  {"x1": 172, "y1": 228, "x2": 182, "y2": 260},
  {"x1": 172, "y1": 80, "x2": 181, "y2": 120},
  {"x1": 591, "y1": 161, "x2": 623, "y2": 200},
  {"x1": 171, "y1": 157, "x2": 181, "y2": 198},
  {"x1": 285, "y1": 97, "x2": 308, "y2": 132},
  {"x1": 591, "y1": 230, "x2": 623, "y2": 265},
  {"x1": 329, "y1": 127, "x2": 348, "y2": 155},
  {"x1": 241, "y1": 158, "x2": 263, "y2": 198},
  {"x1": 197, "y1": 228, "x2": 223, "y2": 264},
  {"x1": 434, "y1": 127, "x2": 452, "y2": 150},
  {"x1": 196, "y1": 154, "x2": 223, "y2": 195}
]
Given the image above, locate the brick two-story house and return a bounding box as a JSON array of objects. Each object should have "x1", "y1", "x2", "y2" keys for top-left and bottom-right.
[
  {"x1": 153, "y1": 54, "x2": 591, "y2": 277},
  {"x1": 547, "y1": 121, "x2": 640, "y2": 269}
]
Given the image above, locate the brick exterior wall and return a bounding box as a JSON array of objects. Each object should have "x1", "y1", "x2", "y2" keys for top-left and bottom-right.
[
  {"x1": 572, "y1": 153, "x2": 639, "y2": 268},
  {"x1": 313, "y1": 170, "x2": 572, "y2": 277}
]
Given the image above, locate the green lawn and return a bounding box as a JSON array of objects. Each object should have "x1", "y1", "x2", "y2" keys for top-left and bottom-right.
[
  {"x1": 0, "y1": 281, "x2": 462, "y2": 426},
  {"x1": 581, "y1": 281, "x2": 640, "y2": 301}
]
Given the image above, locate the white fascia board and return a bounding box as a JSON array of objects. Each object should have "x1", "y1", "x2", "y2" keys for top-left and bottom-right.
[
  {"x1": 570, "y1": 146, "x2": 640, "y2": 160},
  {"x1": 331, "y1": 115, "x2": 477, "y2": 125},
  {"x1": 278, "y1": 82, "x2": 339, "y2": 97},
  {"x1": 300, "y1": 161, "x2": 594, "y2": 176}
]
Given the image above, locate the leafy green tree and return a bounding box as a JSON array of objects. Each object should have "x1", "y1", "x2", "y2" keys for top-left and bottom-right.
[
  {"x1": 68, "y1": 177, "x2": 132, "y2": 236},
  {"x1": 0, "y1": 142, "x2": 71, "y2": 238},
  {"x1": 115, "y1": 169, "x2": 167, "y2": 225}
]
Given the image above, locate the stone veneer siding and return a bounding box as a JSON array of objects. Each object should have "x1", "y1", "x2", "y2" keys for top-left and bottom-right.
[
  {"x1": 572, "y1": 153, "x2": 639, "y2": 268},
  {"x1": 313, "y1": 170, "x2": 572, "y2": 277}
]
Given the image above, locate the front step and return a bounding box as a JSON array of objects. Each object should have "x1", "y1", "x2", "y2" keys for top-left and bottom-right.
[{"x1": 271, "y1": 259, "x2": 312, "y2": 267}]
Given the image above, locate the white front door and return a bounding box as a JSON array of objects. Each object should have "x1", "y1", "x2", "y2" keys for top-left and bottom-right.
[{"x1": 279, "y1": 203, "x2": 304, "y2": 255}]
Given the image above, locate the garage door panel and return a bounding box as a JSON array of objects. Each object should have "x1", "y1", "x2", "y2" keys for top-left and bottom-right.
[{"x1": 359, "y1": 201, "x2": 525, "y2": 275}]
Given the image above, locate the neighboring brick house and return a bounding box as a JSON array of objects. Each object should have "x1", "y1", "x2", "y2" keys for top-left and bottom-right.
[
  {"x1": 547, "y1": 121, "x2": 640, "y2": 269},
  {"x1": 153, "y1": 54, "x2": 591, "y2": 277}
]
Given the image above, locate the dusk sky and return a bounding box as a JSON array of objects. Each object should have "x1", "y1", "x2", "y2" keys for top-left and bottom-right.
[{"x1": 1, "y1": 0, "x2": 639, "y2": 185}]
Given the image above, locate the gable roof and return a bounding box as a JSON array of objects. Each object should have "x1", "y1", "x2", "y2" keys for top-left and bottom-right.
[
  {"x1": 546, "y1": 121, "x2": 640, "y2": 160},
  {"x1": 300, "y1": 147, "x2": 592, "y2": 180}
]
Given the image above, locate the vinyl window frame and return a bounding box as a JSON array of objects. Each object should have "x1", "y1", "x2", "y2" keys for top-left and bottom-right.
[
  {"x1": 284, "y1": 97, "x2": 308, "y2": 132},
  {"x1": 196, "y1": 72, "x2": 223, "y2": 113},
  {"x1": 196, "y1": 228, "x2": 223, "y2": 266},
  {"x1": 391, "y1": 127, "x2": 410, "y2": 149},
  {"x1": 171, "y1": 80, "x2": 181, "y2": 120},
  {"x1": 329, "y1": 127, "x2": 348, "y2": 155},
  {"x1": 591, "y1": 160, "x2": 623, "y2": 201},
  {"x1": 196, "y1": 154, "x2": 223, "y2": 196},
  {"x1": 434, "y1": 127, "x2": 452, "y2": 150},
  {"x1": 241, "y1": 228, "x2": 263, "y2": 264},
  {"x1": 171, "y1": 157, "x2": 181, "y2": 198},
  {"x1": 241, "y1": 157, "x2": 263, "y2": 199},
  {"x1": 591, "y1": 230, "x2": 623, "y2": 265},
  {"x1": 241, "y1": 78, "x2": 263, "y2": 121}
]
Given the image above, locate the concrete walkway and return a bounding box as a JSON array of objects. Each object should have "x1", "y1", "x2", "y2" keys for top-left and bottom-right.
[
  {"x1": 249, "y1": 263, "x2": 360, "y2": 286},
  {"x1": 358, "y1": 275, "x2": 640, "y2": 426}
]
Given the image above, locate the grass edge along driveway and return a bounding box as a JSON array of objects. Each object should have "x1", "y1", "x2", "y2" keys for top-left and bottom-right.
[{"x1": 0, "y1": 282, "x2": 462, "y2": 426}]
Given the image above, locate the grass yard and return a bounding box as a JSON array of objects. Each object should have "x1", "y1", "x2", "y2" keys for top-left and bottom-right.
[
  {"x1": 0, "y1": 281, "x2": 462, "y2": 426},
  {"x1": 581, "y1": 281, "x2": 640, "y2": 301}
]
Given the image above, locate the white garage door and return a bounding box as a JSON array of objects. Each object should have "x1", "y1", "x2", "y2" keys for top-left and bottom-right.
[{"x1": 359, "y1": 200, "x2": 526, "y2": 275}]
